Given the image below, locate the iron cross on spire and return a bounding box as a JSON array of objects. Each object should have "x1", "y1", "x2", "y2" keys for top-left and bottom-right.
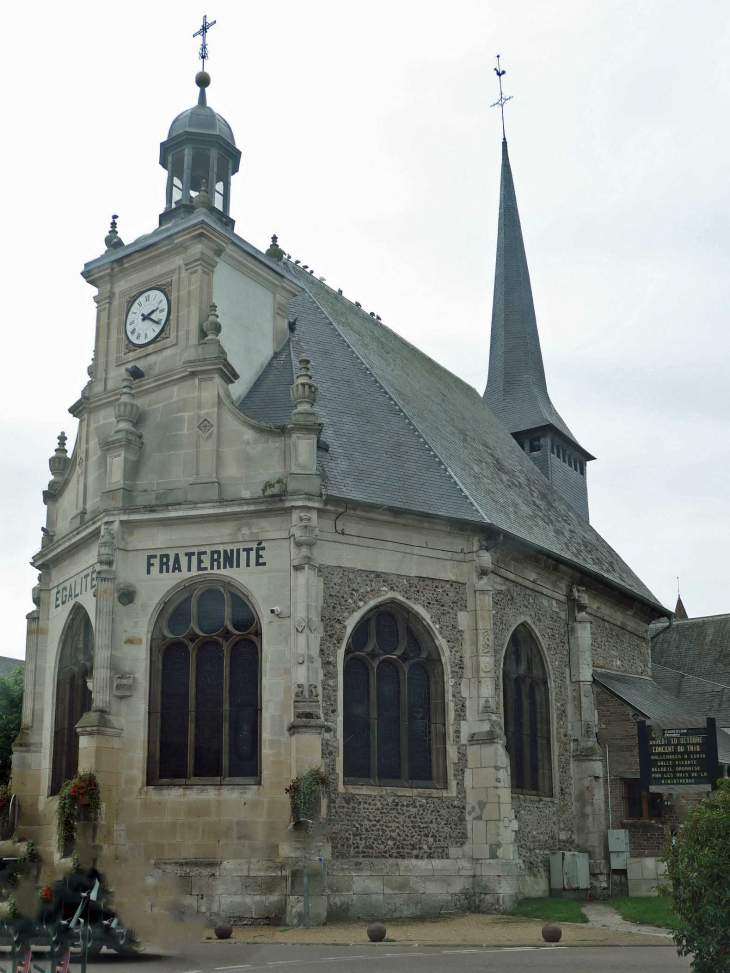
[
  {"x1": 491, "y1": 54, "x2": 513, "y2": 140},
  {"x1": 193, "y1": 14, "x2": 217, "y2": 71}
]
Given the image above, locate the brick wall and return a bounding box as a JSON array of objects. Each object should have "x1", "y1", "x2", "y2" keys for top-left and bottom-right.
[{"x1": 595, "y1": 687, "x2": 695, "y2": 858}]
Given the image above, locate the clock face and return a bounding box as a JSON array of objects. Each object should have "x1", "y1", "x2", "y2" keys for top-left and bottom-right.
[{"x1": 125, "y1": 288, "x2": 170, "y2": 347}]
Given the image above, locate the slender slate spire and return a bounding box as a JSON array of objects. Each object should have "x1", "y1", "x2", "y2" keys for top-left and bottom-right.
[{"x1": 484, "y1": 140, "x2": 582, "y2": 446}]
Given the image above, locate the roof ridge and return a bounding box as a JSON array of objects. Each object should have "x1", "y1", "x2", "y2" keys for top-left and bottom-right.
[
  {"x1": 652, "y1": 662, "x2": 730, "y2": 692},
  {"x1": 296, "y1": 283, "x2": 487, "y2": 525},
  {"x1": 288, "y1": 263, "x2": 486, "y2": 403}
]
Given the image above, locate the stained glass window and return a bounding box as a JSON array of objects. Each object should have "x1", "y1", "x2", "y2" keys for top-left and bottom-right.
[
  {"x1": 343, "y1": 604, "x2": 444, "y2": 786},
  {"x1": 51, "y1": 607, "x2": 93, "y2": 796},
  {"x1": 502, "y1": 625, "x2": 552, "y2": 797},
  {"x1": 150, "y1": 586, "x2": 261, "y2": 784}
]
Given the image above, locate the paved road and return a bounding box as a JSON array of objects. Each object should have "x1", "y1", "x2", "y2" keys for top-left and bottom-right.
[{"x1": 42, "y1": 941, "x2": 692, "y2": 972}]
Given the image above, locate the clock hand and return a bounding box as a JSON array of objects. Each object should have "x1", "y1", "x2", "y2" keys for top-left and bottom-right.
[{"x1": 140, "y1": 311, "x2": 162, "y2": 323}]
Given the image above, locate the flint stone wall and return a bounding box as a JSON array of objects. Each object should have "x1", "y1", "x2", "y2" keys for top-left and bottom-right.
[
  {"x1": 591, "y1": 616, "x2": 650, "y2": 676},
  {"x1": 319, "y1": 566, "x2": 468, "y2": 859}
]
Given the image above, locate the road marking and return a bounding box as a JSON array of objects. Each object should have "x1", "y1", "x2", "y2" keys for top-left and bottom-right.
[{"x1": 215, "y1": 965, "x2": 252, "y2": 970}]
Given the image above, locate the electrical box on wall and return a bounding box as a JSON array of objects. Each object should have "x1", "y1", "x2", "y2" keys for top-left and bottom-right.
[
  {"x1": 549, "y1": 851, "x2": 590, "y2": 897},
  {"x1": 608, "y1": 829, "x2": 630, "y2": 870}
]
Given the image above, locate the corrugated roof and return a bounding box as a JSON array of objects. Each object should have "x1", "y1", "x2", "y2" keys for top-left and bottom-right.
[{"x1": 238, "y1": 266, "x2": 662, "y2": 610}]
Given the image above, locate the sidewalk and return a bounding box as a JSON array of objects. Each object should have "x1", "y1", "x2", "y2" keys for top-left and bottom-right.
[{"x1": 206, "y1": 911, "x2": 670, "y2": 948}]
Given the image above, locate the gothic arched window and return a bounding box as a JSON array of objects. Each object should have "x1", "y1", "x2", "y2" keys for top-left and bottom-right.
[
  {"x1": 51, "y1": 607, "x2": 93, "y2": 795},
  {"x1": 502, "y1": 626, "x2": 552, "y2": 797},
  {"x1": 343, "y1": 605, "x2": 445, "y2": 787},
  {"x1": 148, "y1": 584, "x2": 261, "y2": 785}
]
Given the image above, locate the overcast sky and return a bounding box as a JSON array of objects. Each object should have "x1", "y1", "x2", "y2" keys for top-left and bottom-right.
[{"x1": 2, "y1": 0, "x2": 728, "y2": 659}]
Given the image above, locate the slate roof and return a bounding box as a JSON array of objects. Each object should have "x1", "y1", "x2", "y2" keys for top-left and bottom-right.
[
  {"x1": 649, "y1": 614, "x2": 730, "y2": 727},
  {"x1": 594, "y1": 666, "x2": 730, "y2": 763},
  {"x1": 483, "y1": 141, "x2": 591, "y2": 457},
  {"x1": 0, "y1": 656, "x2": 23, "y2": 678},
  {"x1": 238, "y1": 263, "x2": 662, "y2": 610}
]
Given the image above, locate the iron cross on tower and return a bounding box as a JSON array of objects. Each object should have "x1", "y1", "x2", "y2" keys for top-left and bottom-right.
[
  {"x1": 491, "y1": 54, "x2": 513, "y2": 140},
  {"x1": 194, "y1": 14, "x2": 217, "y2": 71}
]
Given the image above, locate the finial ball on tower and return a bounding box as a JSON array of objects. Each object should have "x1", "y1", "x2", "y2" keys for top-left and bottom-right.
[{"x1": 196, "y1": 70, "x2": 211, "y2": 89}]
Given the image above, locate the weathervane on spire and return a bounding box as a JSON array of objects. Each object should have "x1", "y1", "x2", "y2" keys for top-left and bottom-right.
[
  {"x1": 491, "y1": 54, "x2": 513, "y2": 141},
  {"x1": 193, "y1": 14, "x2": 217, "y2": 71}
]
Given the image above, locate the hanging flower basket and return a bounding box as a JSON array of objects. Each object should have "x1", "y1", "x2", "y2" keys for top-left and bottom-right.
[
  {"x1": 39, "y1": 885, "x2": 53, "y2": 903},
  {"x1": 56, "y1": 772, "x2": 101, "y2": 854},
  {"x1": 285, "y1": 768, "x2": 328, "y2": 828}
]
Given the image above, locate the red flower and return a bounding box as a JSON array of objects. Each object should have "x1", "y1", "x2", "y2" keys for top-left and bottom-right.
[{"x1": 40, "y1": 885, "x2": 53, "y2": 903}]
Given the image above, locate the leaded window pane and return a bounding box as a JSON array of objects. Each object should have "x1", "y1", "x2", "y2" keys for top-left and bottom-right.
[
  {"x1": 502, "y1": 626, "x2": 553, "y2": 797},
  {"x1": 194, "y1": 642, "x2": 224, "y2": 776},
  {"x1": 51, "y1": 609, "x2": 94, "y2": 795},
  {"x1": 407, "y1": 664, "x2": 431, "y2": 780},
  {"x1": 197, "y1": 589, "x2": 226, "y2": 634},
  {"x1": 406, "y1": 628, "x2": 423, "y2": 659},
  {"x1": 344, "y1": 658, "x2": 371, "y2": 778},
  {"x1": 376, "y1": 661, "x2": 401, "y2": 779},
  {"x1": 351, "y1": 620, "x2": 369, "y2": 653},
  {"x1": 512, "y1": 678, "x2": 525, "y2": 790},
  {"x1": 529, "y1": 683, "x2": 539, "y2": 792},
  {"x1": 168, "y1": 596, "x2": 192, "y2": 636},
  {"x1": 231, "y1": 594, "x2": 256, "y2": 633},
  {"x1": 375, "y1": 611, "x2": 399, "y2": 654},
  {"x1": 228, "y1": 639, "x2": 259, "y2": 778},
  {"x1": 160, "y1": 643, "x2": 189, "y2": 780}
]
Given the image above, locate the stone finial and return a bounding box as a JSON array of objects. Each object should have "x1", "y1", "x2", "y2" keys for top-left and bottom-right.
[
  {"x1": 290, "y1": 354, "x2": 318, "y2": 416},
  {"x1": 104, "y1": 214, "x2": 124, "y2": 252},
  {"x1": 97, "y1": 524, "x2": 116, "y2": 568},
  {"x1": 113, "y1": 375, "x2": 141, "y2": 434},
  {"x1": 265, "y1": 234, "x2": 285, "y2": 262},
  {"x1": 203, "y1": 303, "x2": 222, "y2": 341},
  {"x1": 293, "y1": 511, "x2": 317, "y2": 556},
  {"x1": 193, "y1": 179, "x2": 212, "y2": 211},
  {"x1": 48, "y1": 431, "x2": 70, "y2": 484}
]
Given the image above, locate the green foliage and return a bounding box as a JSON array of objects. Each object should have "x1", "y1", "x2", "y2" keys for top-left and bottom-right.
[
  {"x1": 661, "y1": 777, "x2": 730, "y2": 971},
  {"x1": 285, "y1": 767, "x2": 328, "y2": 825},
  {"x1": 16, "y1": 839, "x2": 37, "y2": 865},
  {"x1": 0, "y1": 665, "x2": 24, "y2": 786},
  {"x1": 261, "y1": 477, "x2": 285, "y2": 497},
  {"x1": 55, "y1": 772, "x2": 101, "y2": 854},
  {"x1": 507, "y1": 896, "x2": 589, "y2": 924},
  {"x1": 610, "y1": 895, "x2": 677, "y2": 929},
  {"x1": 0, "y1": 783, "x2": 10, "y2": 834}
]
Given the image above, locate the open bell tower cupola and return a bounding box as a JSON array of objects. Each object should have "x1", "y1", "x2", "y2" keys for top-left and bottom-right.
[{"x1": 159, "y1": 71, "x2": 241, "y2": 229}]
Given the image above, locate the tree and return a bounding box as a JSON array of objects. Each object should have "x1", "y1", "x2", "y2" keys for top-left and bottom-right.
[
  {"x1": 0, "y1": 665, "x2": 24, "y2": 785},
  {"x1": 662, "y1": 777, "x2": 730, "y2": 972}
]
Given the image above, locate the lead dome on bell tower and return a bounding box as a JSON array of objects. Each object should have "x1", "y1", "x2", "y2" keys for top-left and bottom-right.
[{"x1": 159, "y1": 71, "x2": 241, "y2": 229}]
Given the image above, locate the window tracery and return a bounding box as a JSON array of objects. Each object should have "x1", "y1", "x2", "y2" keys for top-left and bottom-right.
[
  {"x1": 343, "y1": 605, "x2": 445, "y2": 787},
  {"x1": 148, "y1": 583, "x2": 261, "y2": 784},
  {"x1": 502, "y1": 625, "x2": 553, "y2": 797}
]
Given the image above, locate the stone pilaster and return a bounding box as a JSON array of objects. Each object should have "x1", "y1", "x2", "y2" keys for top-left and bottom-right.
[
  {"x1": 287, "y1": 355, "x2": 322, "y2": 498},
  {"x1": 462, "y1": 542, "x2": 519, "y2": 909},
  {"x1": 100, "y1": 374, "x2": 143, "y2": 508},
  {"x1": 569, "y1": 585, "x2": 608, "y2": 891},
  {"x1": 92, "y1": 524, "x2": 117, "y2": 713}
]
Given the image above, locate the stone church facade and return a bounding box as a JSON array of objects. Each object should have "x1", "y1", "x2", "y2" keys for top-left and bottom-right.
[{"x1": 12, "y1": 69, "x2": 666, "y2": 924}]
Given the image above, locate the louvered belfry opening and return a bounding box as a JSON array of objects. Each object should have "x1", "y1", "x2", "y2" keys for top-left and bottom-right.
[
  {"x1": 148, "y1": 584, "x2": 261, "y2": 784},
  {"x1": 343, "y1": 605, "x2": 446, "y2": 788},
  {"x1": 51, "y1": 606, "x2": 94, "y2": 795},
  {"x1": 502, "y1": 625, "x2": 553, "y2": 797}
]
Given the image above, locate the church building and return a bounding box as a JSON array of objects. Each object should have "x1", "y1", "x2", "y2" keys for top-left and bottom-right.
[{"x1": 12, "y1": 65, "x2": 667, "y2": 924}]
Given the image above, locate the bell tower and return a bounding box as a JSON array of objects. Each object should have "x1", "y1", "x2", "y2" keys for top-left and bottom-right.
[{"x1": 159, "y1": 71, "x2": 241, "y2": 229}]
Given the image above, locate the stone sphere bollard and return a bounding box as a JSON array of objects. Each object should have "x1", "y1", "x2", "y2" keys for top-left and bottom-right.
[
  {"x1": 214, "y1": 921, "x2": 233, "y2": 940},
  {"x1": 367, "y1": 921, "x2": 386, "y2": 942},
  {"x1": 541, "y1": 922, "x2": 562, "y2": 943}
]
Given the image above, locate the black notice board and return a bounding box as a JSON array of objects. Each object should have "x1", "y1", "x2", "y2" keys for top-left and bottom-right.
[{"x1": 638, "y1": 718, "x2": 719, "y2": 792}]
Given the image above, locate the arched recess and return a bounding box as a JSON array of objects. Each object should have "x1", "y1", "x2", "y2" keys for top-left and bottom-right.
[
  {"x1": 342, "y1": 600, "x2": 447, "y2": 788},
  {"x1": 51, "y1": 605, "x2": 93, "y2": 795},
  {"x1": 147, "y1": 579, "x2": 262, "y2": 785},
  {"x1": 502, "y1": 623, "x2": 553, "y2": 797}
]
